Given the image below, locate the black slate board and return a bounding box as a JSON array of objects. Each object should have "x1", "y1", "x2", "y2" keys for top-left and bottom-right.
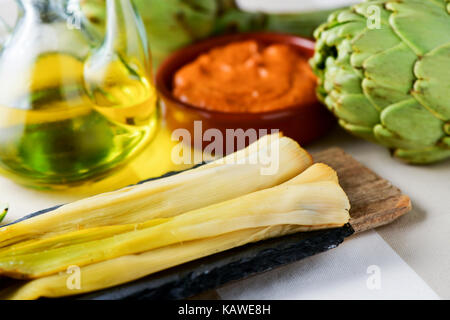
[
  {"x1": 1, "y1": 166, "x2": 354, "y2": 300},
  {"x1": 78, "y1": 225, "x2": 353, "y2": 300}
]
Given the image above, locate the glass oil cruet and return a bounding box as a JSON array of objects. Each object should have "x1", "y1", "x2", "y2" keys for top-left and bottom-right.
[{"x1": 0, "y1": 0, "x2": 159, "y2": 188}]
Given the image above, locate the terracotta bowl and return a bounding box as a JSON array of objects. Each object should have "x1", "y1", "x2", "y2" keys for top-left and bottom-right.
[{"x1": 156, "y1": 32, "x2": 335, "y2": 153}]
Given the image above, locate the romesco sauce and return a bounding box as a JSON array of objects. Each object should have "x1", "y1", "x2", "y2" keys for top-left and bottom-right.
[{"x1": 172, "y1": 40, "x2": 318, "y2": 113}]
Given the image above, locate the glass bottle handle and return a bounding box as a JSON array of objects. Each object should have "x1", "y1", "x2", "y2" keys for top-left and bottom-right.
[
  {"x1": 84, "y1": 0, "x2": 154, "y2": 107},
  {"x1": 104, "y1": 0, "x2": 150, "y2": 73}
]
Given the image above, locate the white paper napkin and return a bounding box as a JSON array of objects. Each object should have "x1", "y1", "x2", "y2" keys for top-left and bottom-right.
[{"x1": 218, "y1": 230, "x2": 440, "y2": 300}]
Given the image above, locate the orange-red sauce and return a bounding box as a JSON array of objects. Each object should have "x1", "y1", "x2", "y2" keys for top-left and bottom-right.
[{"x1": 173, "y1": 40, "x2": 317, "y2": 113}]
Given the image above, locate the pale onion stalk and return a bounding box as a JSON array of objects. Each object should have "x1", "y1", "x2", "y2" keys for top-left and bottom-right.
[{"x1": 0, "y1": 134, "x2": 312, "y2": 248}]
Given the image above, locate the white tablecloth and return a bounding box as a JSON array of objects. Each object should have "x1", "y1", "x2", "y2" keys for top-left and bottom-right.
[{"x1": 1, "y1": 0, "x2": 449, "y2": 300}]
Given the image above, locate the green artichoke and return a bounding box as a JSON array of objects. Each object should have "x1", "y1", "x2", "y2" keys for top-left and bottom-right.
[
  {"x1": 80, "y1": 0, "x2": 336, "y2": 68},
  {"x1": 311, "y1": 0, "x2": 450, "y2": 164},
  {"x1": 81, "y1": 0, "x2": 218, "y2": 67}
]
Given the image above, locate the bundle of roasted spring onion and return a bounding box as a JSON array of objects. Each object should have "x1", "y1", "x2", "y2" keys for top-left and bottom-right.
[
  {"x1": 80, "y1": 0, "x2": 338, "y2": 67},
  {"x1": 0, "y1": 134, "x2": 350, "y2": 299}
]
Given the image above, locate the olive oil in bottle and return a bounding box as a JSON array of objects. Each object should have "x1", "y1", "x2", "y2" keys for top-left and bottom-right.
[
  {"x1": 0, "y1": 0, "x2": 158, "y2": 188},
  {"x1": 0, "y1": 52, "x2": 158, "y2": 186}
]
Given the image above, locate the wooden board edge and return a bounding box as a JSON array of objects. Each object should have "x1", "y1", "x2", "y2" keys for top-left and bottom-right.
[{"x1": 350, "y1": 195, "x2": 412, "y2": 233}]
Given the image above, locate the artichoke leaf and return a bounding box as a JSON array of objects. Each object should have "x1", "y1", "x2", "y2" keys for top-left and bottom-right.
[
  {"x1": 413, "y1": 43, "x2": 450, "y2": 121},
  {"x1": 336, "y1": 9, "x2": 367, "y2": 24},
  {"x1": 354, "y1": 0, "x2": 391, "y2": 23},
  {"x1": 322, "y1": 41, "x2": 364, "y2": 96},
  {"x1": 387, "y1": 0, "x2": 450, "y2": 56},
  {"x1": 394, "y1": 145, "x2": 450, "y2": 164},
  {"x1": 362, "y1": 79, "x2": 413, "y2": 112},
  {"x1": 339, "y1": 120, "x2": 377, "y2": 142},
  {"x1": 361, "y1": 42, "x2": 417, "y2": 110},
  {"x1": 335, "y1": 20, "x2": 366, "y2": 42},
  {"x1": 331, "y1": 68, "x2": 363, "y2": 95},
  {"x1": 378, "y1": 99, "x2": 445, "y2": 148},
  {"x1": 374, "y1": 125, "x2": 418, "y2": 150},
  {"x1": 363, "y1": 43, "x2": 416, "y2": 99},
  {"x1": 351, "y1": 27, "x2": 401, "y2": 68},
  {"x1": 328, "y1": 91, "x2": 379, "y2": 127}
]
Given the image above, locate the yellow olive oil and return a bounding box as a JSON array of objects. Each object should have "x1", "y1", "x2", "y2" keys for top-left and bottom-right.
[{"x1": 0, "y1": 53, "x2": 159, "y2": 187}]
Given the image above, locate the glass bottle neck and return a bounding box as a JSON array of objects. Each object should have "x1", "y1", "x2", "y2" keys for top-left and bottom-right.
[
  {"x1": 104, "y1": 0, "x2": 149, "y2": 57},
  {"x1": 105, "y1": 0, "x2": 137, "y2": 50},
  {"x1": 17, "y1": 0, "x2": 70, "y2": 23}
]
